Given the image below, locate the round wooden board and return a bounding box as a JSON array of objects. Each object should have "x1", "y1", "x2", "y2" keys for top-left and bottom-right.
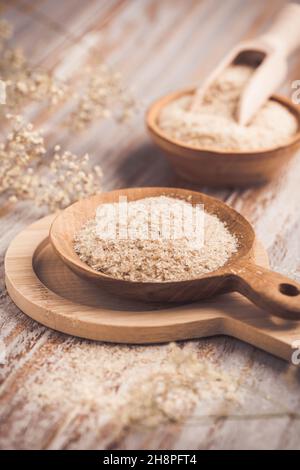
[{"x1": 5, "y1": 214, "x2": 300, "y2": 362}]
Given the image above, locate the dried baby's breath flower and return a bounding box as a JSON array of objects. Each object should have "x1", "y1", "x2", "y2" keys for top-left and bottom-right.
[
  {"x1": 1, "y1": 47, "x2": 26, "y2": 71},
  {"x1": 35, "y1": 151, "x2": 103, "y2": 211},
  {"x1": 3, "y1": 62, "x2": 67, "y2": 109},
  {"x1": 0, "y1": 22, "x2": 67, "y2": 110},
  {"x1": 0, "y1": 114, "x2": 102, "y2": 210},
  {"x1": 0, "y1": 21, "x2": 138, "y2": 127},
  {"x1": 68, "y1": 63, "x2": 138, "y2": 130},
  {"x1": 0, "y1": 114, "x2": 46, "y2": 196}
]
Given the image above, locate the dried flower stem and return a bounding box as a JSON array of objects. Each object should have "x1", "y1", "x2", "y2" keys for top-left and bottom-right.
[
  {"x1": 0, "y1": 114, "x2": 102, "y2": 211},
  {"x1": 68, "y1": 63, "x2": 138, "y2": 131}
]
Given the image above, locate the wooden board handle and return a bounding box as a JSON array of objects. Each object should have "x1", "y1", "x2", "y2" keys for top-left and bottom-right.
[
  {"x1": 231, "y1": 263, "x2": 300, "y2": 320},
  {"x1": 260, "y1": 3, "x2": 300, "y2": 56}
]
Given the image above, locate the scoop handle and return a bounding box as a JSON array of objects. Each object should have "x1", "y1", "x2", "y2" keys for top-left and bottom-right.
[
  {"x1": 230, "y1": 262, "x2": 300, "y2": 320},
  {"x1": 260, "y1": 3, "x2": 300, "y2": 56}
]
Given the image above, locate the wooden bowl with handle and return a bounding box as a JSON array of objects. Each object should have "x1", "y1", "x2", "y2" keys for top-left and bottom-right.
[
  {"x1": 50, "y1": 187, "x2": 300, "y2": 320},
  {"x1": 146, "y1": 91, "x2": 300, "y2": 187}
]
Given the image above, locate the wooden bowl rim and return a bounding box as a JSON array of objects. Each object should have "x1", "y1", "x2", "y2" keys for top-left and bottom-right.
[
  {"x1": 146, "y1": 89, "x2": 300, "y2": 156},
  {"x1": 50, "y1": 187, "x2": 255, "y2": 287}
]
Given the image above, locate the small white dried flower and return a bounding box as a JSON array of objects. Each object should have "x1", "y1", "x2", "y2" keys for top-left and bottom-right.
[
  {"x1": 0, "y1": 114, "x2": 102, "y2": 211},
  {"x1": 68, "y1": 63, "x2": 138, "y2": 130}
]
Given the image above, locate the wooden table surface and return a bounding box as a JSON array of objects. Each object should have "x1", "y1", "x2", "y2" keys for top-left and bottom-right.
[{"x1": 1, "y1": 0, "x2": 300, "y2": 450}]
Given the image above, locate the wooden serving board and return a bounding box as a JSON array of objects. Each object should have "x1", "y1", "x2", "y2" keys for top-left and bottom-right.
[{"x1": 5, "y1": 214, "x2": 300, "y2": 362}]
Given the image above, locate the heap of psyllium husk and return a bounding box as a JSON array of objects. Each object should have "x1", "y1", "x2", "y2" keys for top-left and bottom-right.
[
  {"x1": 159, "y1": 64, "x2": 298, "y2": 151},
  {"x1": 23, "y1": 341, "x2": 242, "y2": 428},
  {"x1": 74, "y1": 196, "x2": 237, "y2": 281}
]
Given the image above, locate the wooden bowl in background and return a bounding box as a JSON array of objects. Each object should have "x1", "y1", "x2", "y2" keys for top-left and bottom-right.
[{"x1": 146, "y1": 90, "x2": 300, "y2": 187}]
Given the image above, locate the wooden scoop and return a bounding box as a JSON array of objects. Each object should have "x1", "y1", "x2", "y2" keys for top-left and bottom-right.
[
  {"x1": 50, "y1": 188, "x2": 300, "y2": 320},
  {"x1": 192, "y1": 2, "x2": 300, "y2": 125}
]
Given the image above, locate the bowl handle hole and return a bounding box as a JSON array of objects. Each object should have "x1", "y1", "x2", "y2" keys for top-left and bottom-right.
[{"x1": 279, "y1": 283, "x2": 300, "y2": 297}]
